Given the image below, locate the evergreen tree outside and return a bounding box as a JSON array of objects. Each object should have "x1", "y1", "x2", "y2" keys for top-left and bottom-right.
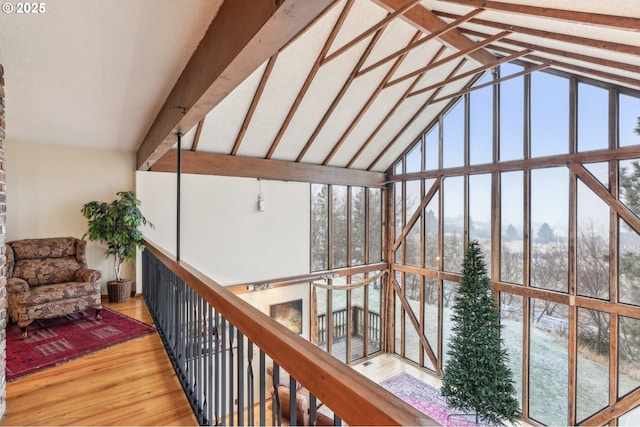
[
  {"x1": 536, "y1": 222, "x2": 555, "y2": 243},
  {"x1": 441, "y1": 240, "x2": 520, "y2": 425}
]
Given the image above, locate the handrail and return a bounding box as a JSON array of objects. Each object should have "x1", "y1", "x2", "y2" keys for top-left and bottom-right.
[{"x1": 143, "y1": 239, "x2": 437, "y2": 426}]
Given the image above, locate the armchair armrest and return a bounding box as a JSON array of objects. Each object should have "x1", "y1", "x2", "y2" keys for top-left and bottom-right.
[
  {"x1": 75, "y1": 268, "x2": 102, "y2": 283},
  {"x1": 7, "y1": 277, "x2": 30, "y2": 293}
]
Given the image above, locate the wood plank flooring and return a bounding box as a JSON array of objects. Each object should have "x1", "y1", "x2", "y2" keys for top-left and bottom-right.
[
  {"x1": 2, "y1": 296, "x2": 198, "y2": 426},
  {"x1": 2, "y1": 296, "x2": 494, "y2": 426}
]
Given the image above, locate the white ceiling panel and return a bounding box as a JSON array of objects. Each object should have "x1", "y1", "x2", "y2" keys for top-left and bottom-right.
[
  {"x1": 197, "y1": 61, "x2": 269, "y2": 154},
  {"x1": 235, "y1": 3, "x2": 345, "y2": 159},
  {"x1": 273, "y1": 41, "x2": 374, "y2": 161}
]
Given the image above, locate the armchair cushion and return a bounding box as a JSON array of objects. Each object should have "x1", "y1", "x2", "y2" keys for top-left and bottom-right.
[{"x1": 13, "y1": 257, "x2": 83, "y2": 286}]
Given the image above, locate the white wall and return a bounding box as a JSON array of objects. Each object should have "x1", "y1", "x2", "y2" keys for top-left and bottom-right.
[
  {"x1": 6, "y1": 140, "x2": 136, "y2": 292},
  {"x1": 136, "y1": 171, "x2": 311, "y2": 286}
]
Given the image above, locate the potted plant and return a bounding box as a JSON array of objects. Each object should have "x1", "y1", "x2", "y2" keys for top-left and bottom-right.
[{"x1": 81, "y1": 191, "x2": 153, "y2": 302}]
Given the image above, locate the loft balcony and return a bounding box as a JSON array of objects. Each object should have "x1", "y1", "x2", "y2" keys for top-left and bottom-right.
[{"x1": 3, "y1": 241, "x2": 436, "y2": 426}]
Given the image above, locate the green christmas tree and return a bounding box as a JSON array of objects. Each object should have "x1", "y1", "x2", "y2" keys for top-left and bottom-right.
[{"x1": 441, "y1": 240, "x2": 520, "y2": 425}]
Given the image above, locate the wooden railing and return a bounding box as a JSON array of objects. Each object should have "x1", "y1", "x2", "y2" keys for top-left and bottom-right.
[{"x1": 142, "y1": 239, "x2": 436, "y2": 426}]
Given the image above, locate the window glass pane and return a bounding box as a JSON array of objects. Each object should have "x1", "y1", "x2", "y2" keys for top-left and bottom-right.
[
  {"x1": 619, "y1": 316, "x2": 640, "y2": 397},
  {"x1": 531, "y1": 167, "x2": 569, "y2": 292},
  {"x1": 425, "y1": 124, "x2": 439, "y2": 170},
  {"x1": 620, "y1": 159, "x2": 640, "y2": 217},
  {"x1": 529, "y1": 298, "x2": 569, "y2": 426},
  {"x1": 442, "y1": 100, "x2": 465, "y2": 168},
  {"x1": 577, "y1": 181, "x2": 609, "y2": 299},
  {"x1": 311, "y1": 184, "x2": 329, "y2": 271},
  {"x1": 395, "y1": 160, "x2": 403, "y2": 175},
  {"x1": 350, "y1": 187, "x2": 365, "y2": 266},
  {"x1": 443, "y1": 176, "x2": 464, "y2": 273},
  {"x1": 368, "y1": 188, "x2": 382, "y2": 263},
  {"x1": 406, "y1": 141, "x2": 422, "y2": 173},
  {"x1": 332, "y1": 186, "x2": 348, "y2": 268},
  {"x1": 531, "y1": 72, "x2": 569, "y2": 157},
  {"x1": 330, "y1": 277, "x2": 347, "y2": 363},
  {"x1": 394, "y1": 272, "x2": 402, "y2": 356},
  {"x1": 442, "y1": 280, "x2": 458, "y2": 367},
  {"x1": 619, "y1": 160, "x2": 640, "y2": 305},
  {"x1": 577, "y1": 307, "x2": 609, "y2": 422},
  {"x1": 619, "y1": 93, "x2": 640, "y2": 147},
  {"x1": 394, "y1": 182, "x2": 403, "y2": 263},
  {"x1": 578, "y1": 83, "x2": 609, "y2": 152},
  {"x1": 405, "y1": 180, "x2": 421, "y2": 266},
  {"x1": 351, "y1": 279, "x2": 365, "y2": 362},
  {"x1": 423, "y1": 278, "x2": 438, "y2": 372},
  {"x1": 470, "y1": 72, "x2": 493, "y2": 165},
  {"x1": 619, "y1": 404, "x2": 640, "y2": 426},
  {"x1": 404, "y1": 273, "x2": 421, "y2": 364},
  {"x1": 469, "y1": 173, "x2": 492, "y2": 273},
  {"x1": 619, "y1": 218, "x2": 640, "y2": 307},
  {"x1": 501, "y1": 171, "x2": 524, "y2": 284},
  {"x1": 499, "y1": 63, "x2": 524, "y2": 162},
  {"x1": 367, "y1": 278, "x2": 383, "y2": 356},
  {"x1": 424, "y1": 189, "x2": 439, "y2": 269},
  {"x1": 501, "y1": 293, "x2": 523, "y2": 411},
  {"x1": 584, "y1": 162, "x2": 609, "y2": 189},
  {"x1": 315, "y1": 286, "x2": 329, "y2": 352}
]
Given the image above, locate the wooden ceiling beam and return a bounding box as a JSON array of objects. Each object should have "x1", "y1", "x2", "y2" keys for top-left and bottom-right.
[
  {"x1": 322, "y1": 31, "x2": 422, "y2": 166},
  {"x1": 371, "y1": 0, "x2": 495, "y2": 65},
  {"x1": 231, "y1": 53, "x2": 279, "y2": 156},
  {"x1": 151, "y1": 150, "x2": 385, "y2": 187},
  {"x1": 489, "y1": 45, "x2": 640, "y2": 90},
  {"x1": 434, "y1": 10, "x2": 640, "y2": 58},
  {"x1": 136, "y1": 0, "x2": 336, "y2": 170},
  {"x1": 436, "y1": 0, "x2": 640, "y2": 32},
  {"x1": 295, "y1": 21, "x2": 387, "y2": 163},
  {"x1": 357, "y1": 8, "x2": 485, "y2": 77},
  {"x1": 321, "y1": 0, "x2": 423, "y2": 65},
  {"x1": 265, "y1": 0, "x2": 355, "y2": 159},
  {"x1": 385, "y1": 30, "x2": 509, "y2": 88},
  {"x1": 367, "y1": 58, "x2": 468, "y2": 171},
  {"x1": 429, "y1": 61, "x2": 551, "y2": 105},
  {"x1": 408, "y1": 48, "x2": 531, "y2": 98},
  {"x1": 190, "y1": 118, "x2": 205, "y2": 152},
  {"x1": 458, "y1": 27, "x2": 640, "y2": 76},
  {"x1": 346, "y1": 45, "x2": 448, "y2": 169}
]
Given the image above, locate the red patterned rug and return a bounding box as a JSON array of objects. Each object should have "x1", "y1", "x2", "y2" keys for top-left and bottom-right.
[{"x1": 6, "y1": 307, "x2": 155, "y2": 381}]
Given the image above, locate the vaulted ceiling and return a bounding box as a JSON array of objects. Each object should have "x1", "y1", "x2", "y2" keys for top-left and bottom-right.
[
  {"x1": 2, "y1": 0, "x2": 639, "y2": 182},
  {"x1": 145, "y1": 0, "x2": 640, "y2": 182}
]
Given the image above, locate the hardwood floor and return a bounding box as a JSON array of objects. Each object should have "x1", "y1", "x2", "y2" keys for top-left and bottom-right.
[
  {"x1": 352, "y1": 353, "x2": 443, "y2": 389},
  {"x1": 2, "y1": 297, "x2": 523, "y2": 426},
  {"x1": 2, "y1": 296, "x2": 198, "y2": 426}
]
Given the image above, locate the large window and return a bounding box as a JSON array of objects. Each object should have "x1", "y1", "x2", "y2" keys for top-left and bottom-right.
[
  {"x1": 311, "y1": 184, "x2": 385, "y2": 363},
  {"x1": 311, "y1": 184, "x2": 383, "y2": 272},
  {"x1": 389, "y1": 65, "x2": 640, "y2": 425}
]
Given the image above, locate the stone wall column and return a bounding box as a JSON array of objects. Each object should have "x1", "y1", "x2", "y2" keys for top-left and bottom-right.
[{"x1": 0, "y1": 63, "x2": 7, "y2": 419}]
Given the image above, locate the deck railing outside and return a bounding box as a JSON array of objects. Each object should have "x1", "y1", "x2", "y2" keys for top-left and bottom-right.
[
  {"x1": 142, "y1": 240, "x2": 436, "y2": 426},
  {"x1": 317, "y1": 306, "x2": 381, "y2": 347}
]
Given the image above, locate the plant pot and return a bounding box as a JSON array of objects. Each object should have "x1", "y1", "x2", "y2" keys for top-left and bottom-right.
[{"x1": 107, "y1": 280, "x2": 132, "y2": 303}]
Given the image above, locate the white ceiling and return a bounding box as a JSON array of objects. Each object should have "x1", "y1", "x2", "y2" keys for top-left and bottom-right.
[
  {"x1": 2, "y1": 0, "x2": 640, "y2": 173},
  {"x1": 0, "y1": 0, "x2": 221, "y2": 151}
]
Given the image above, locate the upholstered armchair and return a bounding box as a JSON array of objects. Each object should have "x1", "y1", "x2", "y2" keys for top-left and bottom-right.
[{"x1": 5, "y1": 237, "x2": 102, "y2": 338}]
